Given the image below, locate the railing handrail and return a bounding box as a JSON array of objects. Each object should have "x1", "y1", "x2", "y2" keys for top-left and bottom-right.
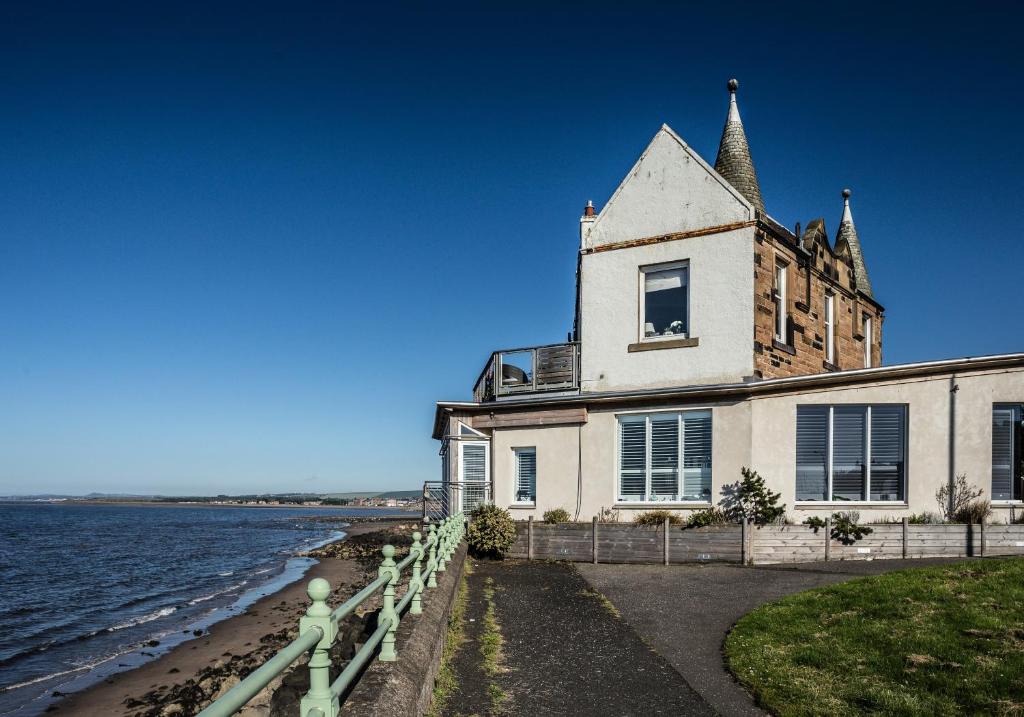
[
  {"x1": 471, "y1": 341, "x2": 580, "y2": 402},
  {"x1": 195, "y1": 513, "x2": 466, "y2": 717}
]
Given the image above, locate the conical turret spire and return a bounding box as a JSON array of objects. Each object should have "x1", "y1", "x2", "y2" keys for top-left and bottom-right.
[
  {"x1": 834, "y1": 189, "x2": 872, "y2": 297},
  {"x1": 714, "y1": 79, "x2": 764, "y2": 212}
]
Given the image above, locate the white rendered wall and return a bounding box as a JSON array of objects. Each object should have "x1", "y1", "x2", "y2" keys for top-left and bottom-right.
[{"x1": 578, "y1": 125, "x2": 756, "y2": 392}]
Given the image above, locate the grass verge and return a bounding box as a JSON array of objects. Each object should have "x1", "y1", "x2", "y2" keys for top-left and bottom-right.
[
  {"x1": 725, "y1": 558, "x2": 1024, "y2": 716},
  {"x1": 427, "y1": 560, "x2": 471, "y2": 717},
  {"x1": 480, "y1": 576, "x2": 508, "y2": 712}
]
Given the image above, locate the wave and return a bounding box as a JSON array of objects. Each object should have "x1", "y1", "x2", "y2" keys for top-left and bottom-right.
[
  {"x1": 187, "y1": 581, "x2": 247, "y2": 606},
  {"x1": 217, "y1": 571, "x2": 233, "y2": 576},
  {"x1": 0, "y1": 650, "x2": 122, "y2": 693},
  {"x1": 106, "y1": 606, "x2": 177, "y2": 633}
]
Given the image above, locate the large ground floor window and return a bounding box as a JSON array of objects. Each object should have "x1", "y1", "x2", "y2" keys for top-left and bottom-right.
[
  {"x1": 992, "y1": 404, "x2": 1024, "y2": 502},
  {"x1": 796, "y1": 404, "x2": 907, "y2": 502},
  {"x1": 618, "y1": 410, "x2": 712, "y2": 503}
]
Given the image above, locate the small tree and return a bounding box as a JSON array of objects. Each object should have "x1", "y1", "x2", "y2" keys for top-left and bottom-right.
[
  {"x1": 722, "y1": 467, "x2": 786, "y2": 525},
  {"x1": 466, "y1": 504, "x2": 517, "y2": 559},
  {"x1": 936, "y1": 474, "x2": 985, "y2": 522}
]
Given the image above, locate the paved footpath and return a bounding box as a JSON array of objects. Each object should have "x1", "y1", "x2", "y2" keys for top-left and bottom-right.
[
  {"x1": 578, "y1": 558, "x2": 971, "y2": 716},
  {"x1": 437, "y1": 559, "x2": 715, "y2": 717}
]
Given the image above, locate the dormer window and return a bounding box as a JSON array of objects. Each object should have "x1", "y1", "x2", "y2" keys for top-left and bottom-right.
[{"x1": 641, "y1": 262, "x2": 688, "y2": 340}]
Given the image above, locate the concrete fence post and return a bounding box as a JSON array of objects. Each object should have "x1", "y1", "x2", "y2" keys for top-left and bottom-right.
[
  {"x1": 902, "y1": 517, "x2": 909, "y2": 559},
  {"x1": 824, "y1": 517, "x2": 831, "y2": 562},
  {"x1": 528, "y1": 516, "x2": 534, "y2": 560},
  {"x1": 592, "y1": 516, "x2": 598, "y2": 564},
  {"x1": 378, "y1": 545, "x2": 398, "y2": 661},
  {"x1": 663, "y1": 516, "x2": 670, "y2": 566}
]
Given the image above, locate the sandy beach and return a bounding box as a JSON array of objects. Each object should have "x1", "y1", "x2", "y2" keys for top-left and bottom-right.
[{"x1": 51, "y1": 519, "x2": 418, "y2": 717}]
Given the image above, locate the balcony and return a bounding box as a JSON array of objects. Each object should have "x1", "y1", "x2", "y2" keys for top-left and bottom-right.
[{"x1": 473, "y1": 342, "x2": 580, "y2": 402}]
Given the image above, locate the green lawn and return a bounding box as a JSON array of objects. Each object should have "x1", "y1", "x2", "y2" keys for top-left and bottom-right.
[{"x1": 725, "y1": 559, "x2": 1024, "y2": 716}]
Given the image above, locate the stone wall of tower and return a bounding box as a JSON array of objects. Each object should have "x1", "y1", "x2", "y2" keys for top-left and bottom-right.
[{"x1": 753, "y1": 225, "x2": 882, "y2": 380}]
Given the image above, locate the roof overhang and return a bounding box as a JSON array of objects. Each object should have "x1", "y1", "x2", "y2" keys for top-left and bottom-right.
[{"x1": 431, "y1": 352, "x2": 1024, "y2": 439}]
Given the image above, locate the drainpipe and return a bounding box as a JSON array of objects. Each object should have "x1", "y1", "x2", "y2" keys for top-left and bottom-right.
[{"x1": 948, "y1": 375, "x2": 959, "y2": 516}]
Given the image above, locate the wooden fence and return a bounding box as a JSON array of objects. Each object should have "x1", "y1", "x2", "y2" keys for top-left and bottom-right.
[
  {"x1": 508, "y1": 519, "x2": 1024, "y2": 566},
  {"x1": 508, "y1": 518, "x2": 743, "y2": 564}
]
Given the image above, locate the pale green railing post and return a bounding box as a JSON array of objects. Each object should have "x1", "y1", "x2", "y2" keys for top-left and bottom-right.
[
  {"x1": 426, "y1": 524, "x2": 438, "y2": 589},
  {"x1": 299, "y1": 578, "x2": 338, "y2": 717},
  {"x1": 410, "y1": 531, "x2": 424, "y2": 615},
  {"x1": 378, "y1": 545, "x2": 398, "y2": 661},
  {"x1": 437, "y1": 518, "x2": 449, "y2": 574}
]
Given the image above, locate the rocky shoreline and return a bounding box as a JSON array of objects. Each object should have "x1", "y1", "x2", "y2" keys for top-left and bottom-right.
[{"x1": 51, "y1": 518, "x2": 419, "y2": 717}]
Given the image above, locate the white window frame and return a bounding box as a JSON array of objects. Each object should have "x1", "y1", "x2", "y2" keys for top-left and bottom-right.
[
  {"x1": 795, "y1": 404, "x2": 908, "y2": 505},
  {"x1": 639, "y1": 260, "x2": 690, "y2": 342},
  {"x1": 992, "y1": 404, "x2": 1023, "y2": 504},
  {"x1": 615, "y1": 409, "x2": 712, "y2": 505},
  {"x1": 824, "y1": 292, "x2": 835, "y2": 365},
  {"x1": 774, "y1": 261, "x2": 788, "y2": 342},
  {"x1": 457, "y1": 439, "x2": 490, "y2": 512},
  {"x1": 863, "y1": 315, "x2": 873, "y2": 368},
  {"x1": 512, "y1": 447, "x2": 536, "y2": 505}
]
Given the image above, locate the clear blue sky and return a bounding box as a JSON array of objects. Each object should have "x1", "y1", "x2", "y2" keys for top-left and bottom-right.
[{"x1": 2, "y1": 2, "x2": 1021, "y2": 496}]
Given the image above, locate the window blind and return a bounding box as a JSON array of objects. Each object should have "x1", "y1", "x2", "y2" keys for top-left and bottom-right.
[
  {"x1": 682, "y1": 413, "x2": 712, "y2": 501},
  {"x1": 831, "y1": 406, "x2": 867, "y2": 501},
  {"x1": 619, "y1": 419, "x2": 647, "y2": 499},
  {"x1": 796, "y1": 406, "x2": 828, "y2": 501},
  {"x1": 650, "y1": 416, "x2": 679, "y2": 499},
  {"x1": 618, "y1": 412, "x2": 711, "y2": 502},
  {"x1": 514, "y1": 448, "x2": 536, "y2": 503},
  {"x1": 992, "y1": 407, "x2": 1015, "y2": 501},
  {"x1": 870, "y1": 405, "x2": 906, "y2": 501}
]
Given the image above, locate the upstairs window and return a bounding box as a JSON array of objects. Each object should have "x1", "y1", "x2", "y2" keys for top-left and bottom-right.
[
  {"x1": 774, "y1": 262, "x2": 788, "y2": 342},
  {"x1": 824, "y1": 292, "x2": 836, "y2": 365},
  {"x1": 641, "y1": 263, "x2": 688, "y2": 339},
  {"x1": 618, "y1": 411, "x2": 712, "y2": 503},
  {"x1": 796, "y1": 404, "x2": 907, "y2": 502},
  {"x1": 992, "y1": 405, "x2": 1024, "y2": 502},
  {"x1": 863, "y1": 314, "x2": 873, "y2": 368},
  {"x1": 514, "y1": 447, "x2": 537, "y2": 504}
]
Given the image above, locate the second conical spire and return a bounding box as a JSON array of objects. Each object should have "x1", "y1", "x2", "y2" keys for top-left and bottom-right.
[{"x1": 714, "y1": 79, "x2": 765, "y2": 213}]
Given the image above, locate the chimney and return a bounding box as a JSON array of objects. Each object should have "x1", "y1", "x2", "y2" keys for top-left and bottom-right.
[{"x1": 579, "y1": 200, "x2": 597, "y2": 246}]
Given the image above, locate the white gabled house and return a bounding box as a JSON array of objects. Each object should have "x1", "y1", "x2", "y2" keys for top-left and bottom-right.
[{"x1": 431, "y1": 81, "x2": 1024, "y2": 524}]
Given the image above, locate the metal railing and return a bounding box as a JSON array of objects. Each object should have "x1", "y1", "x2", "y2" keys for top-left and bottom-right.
[
  {"x1": 472, "y1": 342, "x2": 580, "y2": 401},
  {"x1": 422, "y1": 481, "x2": 490, "y2": 522},
  {"x1": 196, "y1": 514, "x2": 465, "y2": 717}
]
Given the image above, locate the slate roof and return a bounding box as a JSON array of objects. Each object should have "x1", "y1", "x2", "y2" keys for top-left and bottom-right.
[
  {"x1": 834, "y1": 189, "x2": 873, "y2": 297},
  {"x1": 714, "y1": 79, "x2": 764, "y2": 213}
]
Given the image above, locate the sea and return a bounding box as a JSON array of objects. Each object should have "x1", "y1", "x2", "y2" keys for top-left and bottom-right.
[{"x1": 0, "y1": 502, "x2": 404, "y2": 716}]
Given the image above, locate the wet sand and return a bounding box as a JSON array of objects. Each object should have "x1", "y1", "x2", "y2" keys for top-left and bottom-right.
[{"x1": 51, "y1": 520, "x2": 411, "y2": 717}]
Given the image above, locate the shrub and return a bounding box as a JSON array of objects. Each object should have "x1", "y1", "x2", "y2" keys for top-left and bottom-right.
[
  {"x1": 466, "y1": 504, "x2": 517, "y2": 559},
  {"x1": 634, "y1": 509, "x2": 682, "y2": 526},
  {"x1": 831, "y1": 511, "x2": 873, "y2": 545},
  {"x1": 721, "y1": 467, "x2": 787, "y2": 525},
  {"x1": 542, "y1": 508, "x2": 571, "y2": 524},
  {"x1": 596, "y1": 506, "x2": 620, "y2": 523},
  {"x1": 907, "y1": 511, "x2": 944, "y2": 524},
  {"x1": 803, "y1": 516, "x2": 827, "y2": 532},
  {"x1": 952, "y1": 499, "x2": 992, "y2": 525},
  {"x1": 936, "y1": 473, "x2": 985, "y2": 522},
  {"x1": 686, "y1": 507, "x2": 729, "y2": 528},
  {"x1": 803, "y1": 513, "x2": 873, "y2": 543}
]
